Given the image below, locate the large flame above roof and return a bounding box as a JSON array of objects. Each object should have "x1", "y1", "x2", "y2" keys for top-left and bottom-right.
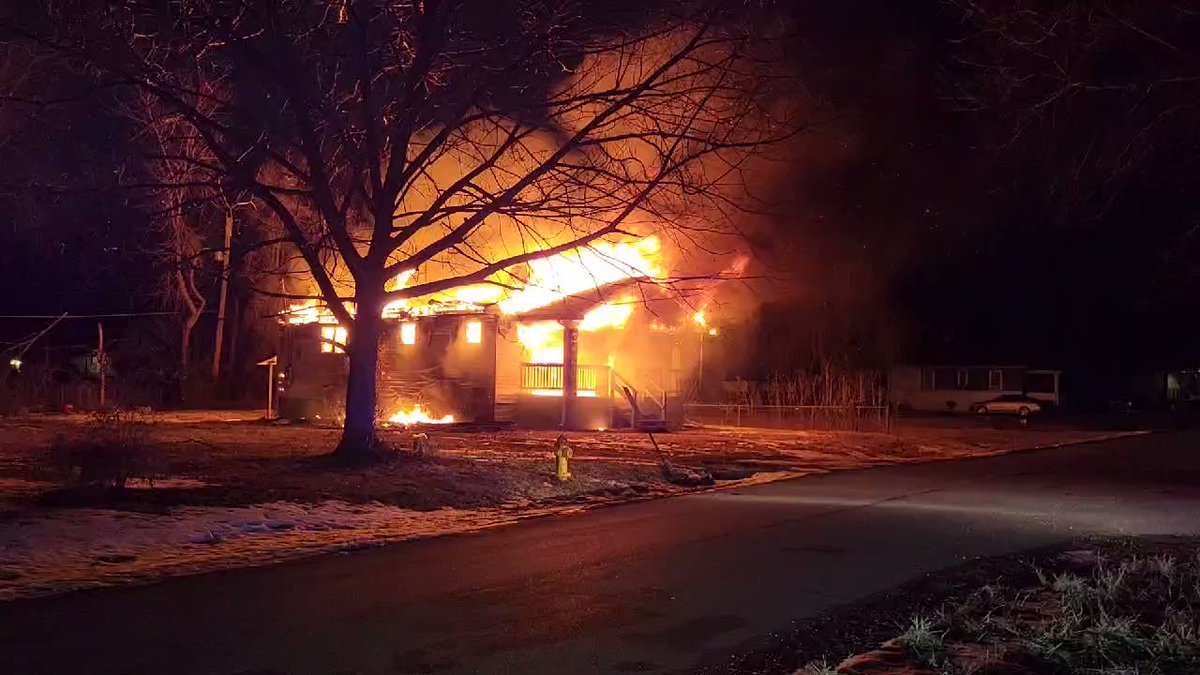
[
  {"x1": 284, "y1": 235, "x2": 664, "y2": 324},
  {"x1": 497, "y1": 237, "x2": 662, "y2": 315}
]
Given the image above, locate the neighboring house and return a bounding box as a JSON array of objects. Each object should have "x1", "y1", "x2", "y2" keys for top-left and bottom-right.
[
  {"x1": 1157, "y1": 369, "x2": 1200, "y2": 406},
  {"x1": 888, "y1": 364, "x2": 1061, "y2": 413}
]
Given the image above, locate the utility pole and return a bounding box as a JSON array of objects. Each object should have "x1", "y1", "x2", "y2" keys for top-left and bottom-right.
[{"x1": 212, "y1": 206, "x2": 234, "y2": 380}]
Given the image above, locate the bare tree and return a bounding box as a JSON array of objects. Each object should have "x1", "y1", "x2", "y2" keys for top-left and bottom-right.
[
  {"x1": 948, "y1": 1, "x2": 1200, "y2": 224},
  {"x1": 9, "y1": 0, "x2": 797, "y2": 459},
  {"x1": 123, "y1": 84, "x2": 224, "y2": 399},
  {"x1": 0, "y1": 42, "x2": 49, "y2": 157}
]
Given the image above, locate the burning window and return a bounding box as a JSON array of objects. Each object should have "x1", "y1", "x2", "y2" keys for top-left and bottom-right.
[
  {"x1": 400, "y1": 323, "x2": 417, "y2": 346},
  {"x1": 465, "y1": 320, "x2": 482, "y2": 344},
  {"x1": 320, "y1": 326, "x2": 347, "y2": 353}
]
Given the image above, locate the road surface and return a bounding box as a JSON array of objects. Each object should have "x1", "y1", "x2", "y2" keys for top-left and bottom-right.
[{"x1": 3, "y1": 431, "x2": 1199, "y2": 675}]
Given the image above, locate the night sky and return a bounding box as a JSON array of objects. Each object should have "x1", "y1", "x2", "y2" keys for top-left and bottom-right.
[{"x1": 2, "y1": 0, "x2": 1199, "y2": 400}]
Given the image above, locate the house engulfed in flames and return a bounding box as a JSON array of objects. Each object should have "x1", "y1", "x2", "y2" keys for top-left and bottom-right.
[{"x1": 276, "y1": 236, "x2": 710, "y2": 430}]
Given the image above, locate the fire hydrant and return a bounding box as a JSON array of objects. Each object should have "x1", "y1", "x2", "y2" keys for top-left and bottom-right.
[{"x1": 553, "y1": 434, "x2": 573, "y2": 482}]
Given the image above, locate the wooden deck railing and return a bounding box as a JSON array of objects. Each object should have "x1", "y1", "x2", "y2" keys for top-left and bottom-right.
[{"x1": 520, "y1": 364, "x2": 609, "y2": 396}]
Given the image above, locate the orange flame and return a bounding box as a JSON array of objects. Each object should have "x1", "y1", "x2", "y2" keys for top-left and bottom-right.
[
  {"x1": 286, "y1": 236, "x2": 665, "y2": 366},
  {"x1": 498, "y1": 237, "x2": 662, "y2": 315},
  {"x1": 579, "y1": 301, "x2": 634, "y2": 331},
  {"x1": 285, "y1": 299, "x2": 341, "y2": 325},
  {"x1": 516, "y1": 321, "x2": 565, "y2": 364},
  {"x1": 515, "y1": 298, "x2": 636, "y2": 363},
  {"x1": 386, "y1": 403, "x2": 454, "y2": 425}
]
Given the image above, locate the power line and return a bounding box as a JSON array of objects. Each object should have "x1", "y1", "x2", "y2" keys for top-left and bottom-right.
[{"x1": 0, "y1": 311, "x2": 194, "y2": 319}]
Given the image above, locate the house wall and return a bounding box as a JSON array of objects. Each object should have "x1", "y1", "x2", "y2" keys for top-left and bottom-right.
[
  {"x1": 494, "y1": 319, "x2": 524, "y2": 413},
  {"x1": 378, "y1": 314, "x2": 497, "y2": 422},
  {"x1": 276, "y1": 311, "x2": 687, "y2": 429},
  {"x1": 277, "y1": 314, "x2": 498, "y2": 422},
  {"x1": 514, "y1": 396, "x2": 612, "y2": 430},
  {"x1": 277, "y1": 324, "x2": 346, "y2": 420}
]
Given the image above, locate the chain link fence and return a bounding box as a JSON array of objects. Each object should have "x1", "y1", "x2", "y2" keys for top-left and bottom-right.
[{"x1": 684, "y1": 403, "x2": 891, "y2": 432}]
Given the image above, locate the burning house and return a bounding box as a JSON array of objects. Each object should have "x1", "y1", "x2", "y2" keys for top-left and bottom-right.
[{"x1": 275, "y1": 236, "x2": 707, "y2": 430}]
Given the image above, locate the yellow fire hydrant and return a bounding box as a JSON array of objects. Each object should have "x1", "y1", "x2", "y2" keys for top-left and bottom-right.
[{"x1": 553, "y1": 434, "x2": 573, "y2": 482}]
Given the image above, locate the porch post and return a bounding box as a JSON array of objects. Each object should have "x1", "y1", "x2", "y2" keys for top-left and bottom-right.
[{"x1": 560, "y1": 320, "x2": 580, "y2": 429}]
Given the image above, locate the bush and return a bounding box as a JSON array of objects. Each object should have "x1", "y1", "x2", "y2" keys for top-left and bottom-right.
[{"x1": 48, "y1": 410, "x2": 156, "y2": 490}]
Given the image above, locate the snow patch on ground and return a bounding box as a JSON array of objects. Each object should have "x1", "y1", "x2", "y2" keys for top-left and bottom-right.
[
  {"x1": 0, "y1": 499, "x2": 573, "y2": 600},
  {"x1": 125, "y1": 478, "x2": 211, "y2": 490}
]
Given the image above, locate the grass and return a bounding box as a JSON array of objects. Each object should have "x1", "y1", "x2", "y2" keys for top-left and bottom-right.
[
  {"x1": 929, "y1": 544, "x2": 1200, "y2": 675},
  {"x1": 897, "y1": 615, "x2": 948, "y2": 668},
  {"x1": 0, "y1": 413, "x2": 1116, "y2": 513},
  {"x1": 786, "y1": 541, "x2": 1200, "y2": 675},
  {"x1": 798, "y1": 659, "x2": 839, "y2": 675}
]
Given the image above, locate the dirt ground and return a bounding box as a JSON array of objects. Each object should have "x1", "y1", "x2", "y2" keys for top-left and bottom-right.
[
  {"x1": 0, "y1": 412, "x2": 1131, "y2": 513},
  {"x1": 0, "y1": 412, "x2": 1138, "y2": 600}
]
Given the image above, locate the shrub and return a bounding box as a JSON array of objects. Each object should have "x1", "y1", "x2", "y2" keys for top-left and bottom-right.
[{"x1": 48, "y1": 410, "x2": 156, "y2": 490}]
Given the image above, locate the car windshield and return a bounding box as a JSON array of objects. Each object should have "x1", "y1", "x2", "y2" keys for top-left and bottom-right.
[{"x1": 994, "y1": 395, "x2": 1030, "y2": 402}]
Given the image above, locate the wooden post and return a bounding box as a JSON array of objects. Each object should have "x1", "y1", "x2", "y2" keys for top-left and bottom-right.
[
  {"x1": 212, "y1": 207, "x2": 234, "y2": 380},
  {"x1": 560, "y1": 320, "x2": 580, "y2": 430},
  {"x1": 97, "y1": 322, "x2": 106, "y2": 409},
  {"x1": 266, "y1": 360, "x2": 275, "y2": 420},
  {"x1": 257, "y1": 355, "x2": 279, "y2": 420}
]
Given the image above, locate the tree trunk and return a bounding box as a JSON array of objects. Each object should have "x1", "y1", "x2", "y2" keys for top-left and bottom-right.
[
  {"x1": 334, "y1": 290, "x2": 384, "y2": 461},
  {"x1": 179, "y1": 307, "x2": 204, "y2": 404},
  {"x1": 224, "y1": 295, "x2": 240, "y2": 397},
  {"x1": 177, "y1": 271, "x2": 204, "y2": 405},
  {"x1": 180, "y1": 317, "x2": 193, "y2": 401}
]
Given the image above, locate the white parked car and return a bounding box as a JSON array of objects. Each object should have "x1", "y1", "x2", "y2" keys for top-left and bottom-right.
[{"x1": 972, "y1": 395, "x2": 1042, "y2": 417}]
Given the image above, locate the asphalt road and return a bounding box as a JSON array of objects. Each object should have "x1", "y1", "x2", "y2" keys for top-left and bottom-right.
[{"x1": 3, "y1": 431, "x2": 1200, "y2": 675}]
